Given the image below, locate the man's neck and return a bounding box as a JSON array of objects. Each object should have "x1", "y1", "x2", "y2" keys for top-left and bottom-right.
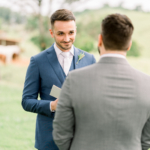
[
  {"x1": 54, "y1": 43, "x2": 74, "y2": 56},
  {"x1": 101, "y1": 50, "x2": 127, "y2": 57}
]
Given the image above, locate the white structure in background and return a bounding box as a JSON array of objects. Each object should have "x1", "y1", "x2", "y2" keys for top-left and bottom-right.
[
  {"x1": 0, "y1": 45, "x2": 20, "y2": 63},
  {"x1": 0, "y1": 30, "x2": 21, "y2": 63}
]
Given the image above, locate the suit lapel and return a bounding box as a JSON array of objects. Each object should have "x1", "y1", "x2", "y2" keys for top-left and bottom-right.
[{"x1": 46, "y1": 45, "x2": 65, "y2": 84}]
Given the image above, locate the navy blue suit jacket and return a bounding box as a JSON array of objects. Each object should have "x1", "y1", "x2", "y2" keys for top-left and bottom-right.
[{"x1": 22, "y1": 44, "x2": 96, "y2": 150}]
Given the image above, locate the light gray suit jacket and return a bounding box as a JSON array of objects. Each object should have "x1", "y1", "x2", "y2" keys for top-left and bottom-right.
[{"x1": 53, "y1": 57, "x2": 150, "y2": 150}]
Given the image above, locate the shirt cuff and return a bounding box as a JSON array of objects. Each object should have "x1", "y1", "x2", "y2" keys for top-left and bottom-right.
[{"x1": 50, "y1": 102, "x2": 55, "y2": 112}]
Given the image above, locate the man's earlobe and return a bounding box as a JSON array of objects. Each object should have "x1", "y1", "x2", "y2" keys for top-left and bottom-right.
[
  {"x1": 98, "y1": 34, "x2": 102, "y2": 47},
  {"x1": 49, "y1": 29, "x2": 54, "y2": 38},
  {"x1": 127, "y1": 41, "x2": 132, "y2": 51},
  {"x1": 74, "y1": 29, "x2": 77, "y2": 36}
]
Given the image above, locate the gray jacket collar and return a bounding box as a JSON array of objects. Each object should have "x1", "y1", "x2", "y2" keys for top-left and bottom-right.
[{"x1": 98, "y1": 57, "x2": 129, "y2": 65}]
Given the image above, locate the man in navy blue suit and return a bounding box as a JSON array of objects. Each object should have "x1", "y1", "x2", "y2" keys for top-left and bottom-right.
[{"x1": 22, "y1": 9, "x2": 96, "y2": 150}]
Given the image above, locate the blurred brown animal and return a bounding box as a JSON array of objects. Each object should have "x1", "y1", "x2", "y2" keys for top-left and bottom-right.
[
  {"x1": 0, "y1": 45, "x2": 20, "y2": 63},
  {"x1": 0, "y1": 54, "x2": 6, "y2": 63}
]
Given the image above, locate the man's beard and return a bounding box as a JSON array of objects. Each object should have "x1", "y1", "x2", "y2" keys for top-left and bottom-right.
[
  {"x1": 98, "y1": 46, "x2": 101, "y2": 54},
  {"x1": 54, "y1": 36, "x2": 73, "y2": 51},
  {"x1": 57, "y1": 41, "x2": 72, "y2": 50}
]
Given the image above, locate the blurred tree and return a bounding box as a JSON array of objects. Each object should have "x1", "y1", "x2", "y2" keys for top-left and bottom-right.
[
  {"x1": 31, "y1": 34, "x2": 54, "y2": 50},
  {"x1": 0, "y1": 7, "x2": 11, "y2": 23},
  {"x1": 103, "y1": 3, "x2": 110, "y2": 8},
  {"x1": 0, "y1": 18, "x2": 2, "y2": 29},
  {"x1": 117, "y1": 1, "x2": 124, "y2": 9},
  {"x1": 74, "y1": 33, "x2": 95, "y2": 52},
  {"x1": 127, "y1": 41, "x2": 141, "y2": 57},
  {"x1": 61, "y1": 0, "x2": 88, "y2": 12},
  {"x1": 0, "y1": 7, "x2": 25, "y2": 24},
  {"x1": 65, "y1": 0, "x2": 80, "y2": 3},
  {"x1": 25, "y1": 16, "x2": 39, "y2": 30},
  {"x1": 134, "y1": 5, "x2": 143, "y2": 11},
  {"x1": 76, "y1": 21, "x2": 100, "y2": 41}
]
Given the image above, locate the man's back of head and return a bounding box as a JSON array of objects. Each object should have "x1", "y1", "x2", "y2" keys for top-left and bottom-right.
[{"x1": 98, "y1": 14, "x2": 134, "y2": 55}]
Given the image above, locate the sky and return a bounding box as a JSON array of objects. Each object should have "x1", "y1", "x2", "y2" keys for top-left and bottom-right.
[
  {"x1": 0, "y1": 0, "x2": 150, "y2": 15},
  {"x1": 42, "y1": 0, "x2": 150, "y2": 15},
  {"x1": 77, "y1": 0, "x2": 150, "y2": 11}
]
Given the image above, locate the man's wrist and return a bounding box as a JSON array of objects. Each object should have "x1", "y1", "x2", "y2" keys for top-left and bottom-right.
[{"x1": 50, "y1": 102, "x2": 55, "y2": 112}]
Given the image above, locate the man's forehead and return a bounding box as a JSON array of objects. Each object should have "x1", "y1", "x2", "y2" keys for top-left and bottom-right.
[
  {"x1": 56, "y1": 29, "x2": 75, "y2": 33},
  {"x1": 53, "y1": 20, "x2": 76, "y2": 30},
  {"x1": 54, "y1": 20, "x2": 75, "y2": 24},
  {"x1": 54, "y1": 28, "x2": 76, "y2": 33}
]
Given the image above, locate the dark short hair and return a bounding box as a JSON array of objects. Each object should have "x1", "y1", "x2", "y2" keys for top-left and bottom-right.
[
  {"x1": 101, "y1": 14, "x2": 134, "y2": 50},
  {"x1": 50, "y1": 9, "x2": 75, "y2": 29}
]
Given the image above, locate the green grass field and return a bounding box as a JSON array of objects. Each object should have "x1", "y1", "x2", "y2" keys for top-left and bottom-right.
[
  {"x1": 0, "y1": 36, "x2": 39, "y2": 149},
  {"x1": 0, "y1": 65, "x2": 36, "y2": 150},
  {"x1": 1, "y1": 54, "x2": 150, "y2": 150}
]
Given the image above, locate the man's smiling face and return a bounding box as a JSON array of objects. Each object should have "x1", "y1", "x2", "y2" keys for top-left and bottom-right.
[{"x1": 50, "y1": 20, "x2": 76, "y2": 52}]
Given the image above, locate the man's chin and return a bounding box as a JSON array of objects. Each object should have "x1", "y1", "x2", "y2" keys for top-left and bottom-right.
[
  {"x1": 62, "y1": 47, "x2": 72, "y2": 51},
  {"x1": 56, "y1": 42, "x2": 73, "y2": 51},
  {"x1": 61, "y1": 45, "x2": 72, "y2": 50}
]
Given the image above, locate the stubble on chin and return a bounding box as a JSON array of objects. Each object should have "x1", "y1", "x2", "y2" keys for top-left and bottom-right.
[
  {"x1": 56, "y1": 42, "x2": 72, "y2": 51},
  {"x1": 59, "y1": 39, "x2": 74, "y2": 49}
]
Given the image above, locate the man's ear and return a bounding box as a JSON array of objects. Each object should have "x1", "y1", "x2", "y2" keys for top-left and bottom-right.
[
  {"x1": 75, "y1": 28, "x2": 77, "y2": 36},
  {"x1": 127, "y1": 41, "x2": 132, "y2": 51},
  {"x1": 98, "y1": 34, "x2": 102, "y2": 47},
  {"x1": 49, "y1": 29, "x2": 54, "y2": 38}
]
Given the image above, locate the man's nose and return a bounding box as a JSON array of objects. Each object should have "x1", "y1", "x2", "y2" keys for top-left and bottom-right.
[{"x1": 64, "y1": 35, "x2": 70, "y2": 42}]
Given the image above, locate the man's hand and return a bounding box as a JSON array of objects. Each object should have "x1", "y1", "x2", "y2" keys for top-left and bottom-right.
[{"x1": 51, "y1": 99, "x2": 58, "y2": 111}]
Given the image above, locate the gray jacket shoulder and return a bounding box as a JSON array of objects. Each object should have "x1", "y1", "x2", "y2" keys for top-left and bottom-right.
[{"x1": 131, "y1": 67, "x2": 150, "y2": 82}]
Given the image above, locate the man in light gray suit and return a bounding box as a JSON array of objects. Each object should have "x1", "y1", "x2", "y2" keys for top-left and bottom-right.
[{"x1": 53, "y1": 14, "x2": 150, "y2": 150}]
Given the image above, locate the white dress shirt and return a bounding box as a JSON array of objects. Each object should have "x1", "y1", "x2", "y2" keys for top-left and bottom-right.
[
  {"x1": 50, "y1": 43, "x2": 74, "y2": 112},
  {"x1": 54, "y1": 43, "x2": 74, "y2": 73}
]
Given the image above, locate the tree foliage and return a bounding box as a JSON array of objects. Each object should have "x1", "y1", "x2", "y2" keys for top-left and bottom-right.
[
  {"x1": 134, "y1": 5, "x2": 143, "y2": 11},
  {"x1": 74, "y1": 33, "x2": 95, "y2": 52},
  {"x1": 127, "y1": 41, "x2": 141, "y2": 57},
  {"x1": 30, "y1": 34, "x2": 54, "y2": 50},
  {"x1": 0, "y1": 7, "x2": 25, "y2": 24},
  {"x1": 65, "y1": 0, "x2": 80, "y2": 4}
]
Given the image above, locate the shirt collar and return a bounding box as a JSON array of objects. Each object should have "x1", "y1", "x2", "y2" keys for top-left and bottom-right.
[
  {"x1": 54, "y1": 43, "x2": 74, "y2": 56},
  {"x1": 100, "y1": 53, "x2": 126, "y2": 59}
]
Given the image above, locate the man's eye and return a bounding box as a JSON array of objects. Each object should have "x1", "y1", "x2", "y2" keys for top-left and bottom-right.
[
  {"x1": 69, "y1": 32, "x2": 74, "y2": 34},
  {"x1": 58, "y1": 33, "x2": 63, "y2": 35}
]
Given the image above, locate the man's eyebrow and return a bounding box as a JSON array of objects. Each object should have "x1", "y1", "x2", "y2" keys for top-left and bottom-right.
[
  {"x1": 57, "y1": 31, "x2": 64, "y2": 33},
  {"x1": 57, "y1": 30, "x2": 75, "y2": 33}
]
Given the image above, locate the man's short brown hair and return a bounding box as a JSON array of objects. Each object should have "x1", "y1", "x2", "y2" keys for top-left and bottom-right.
[
  {"x1": 50, "y1": 9, "x2": 75, "y2": 29},
  {"x1": 101, "y1": 14, "x2": 134, "y2": 50}
]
